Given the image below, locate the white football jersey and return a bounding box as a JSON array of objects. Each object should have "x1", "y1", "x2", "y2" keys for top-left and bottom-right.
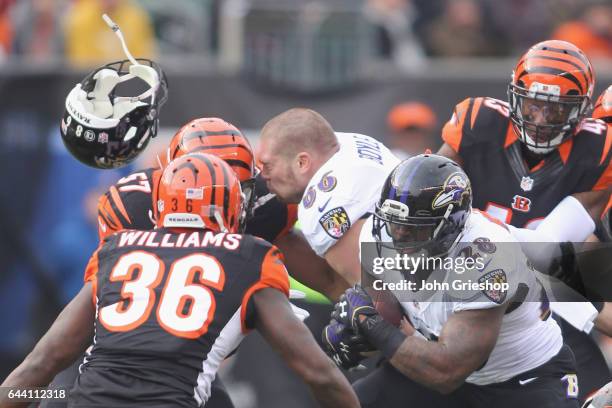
[
  {"x1": 359, "y1": 210, "x2": 563, "y2": 385},
  {"x1": 298, "y1": 132, "x2": 399, "y2": 256}
]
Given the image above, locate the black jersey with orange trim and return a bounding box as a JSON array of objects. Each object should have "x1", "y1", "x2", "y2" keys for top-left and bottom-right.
[
  {"x1": 442, "y1": 97, "x2": 612, "y2": 228},
  {"x1": 96, "y1": 167, "x2": 161, "y2": 241},
  {"x1": 74, "y1": 229, "x2": 289, "y2": 407},
  {"x1": 98, "y1": 170, "x2": 296, "y2": 244}
]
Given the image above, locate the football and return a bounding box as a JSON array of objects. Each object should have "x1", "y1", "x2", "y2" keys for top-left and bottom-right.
[{"x1": 372, "y1": 290, "x2": 404, "y2": 327}]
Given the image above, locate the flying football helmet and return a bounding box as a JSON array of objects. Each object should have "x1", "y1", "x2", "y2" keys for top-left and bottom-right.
[
  {"x1": 60, "y1": 58, "x2": 168, "y2": 169},
  {"x1": 593, "y1": 85, "x2": 612, "y2": 124},
  {"x1": 373, "y1": 154, "x2": 472, "y2": 257},
  {"x1": 508, "y1": 40, "x2": 594, "y2": 154},
  {"x1": 163, "y1": 117, "x2": 257, "y2": 230},
  {"x1": 156, "y1": 153, "x2": 244, "y2": 233}
]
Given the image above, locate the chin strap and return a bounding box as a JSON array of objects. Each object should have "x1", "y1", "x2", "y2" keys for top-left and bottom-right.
[
  {"x1": 100, "y1": 13, "x2": 160, "y2": 106},
  {"x1": 213, "y1": 211, "x2": 228, "y2": 233}
]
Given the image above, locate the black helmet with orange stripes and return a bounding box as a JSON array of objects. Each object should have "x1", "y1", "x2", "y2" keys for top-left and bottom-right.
[
  {"x1": 156, "y1": 153, "x2": 244, "y2": 233},
  {"x1": 508, "y1": 40, "x2": 595, "y2": 155},
  {"x1": 163, "y1": 118, "x2": 257, "y2": 229},
  {"x1": 593, "y1": 85, "x2": 612, "y2": 124}
]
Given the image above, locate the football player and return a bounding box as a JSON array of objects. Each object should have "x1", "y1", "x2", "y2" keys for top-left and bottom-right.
[
  {"x1": 593, "y1": 85, "x2": 611, "y2": 242},
  {"x1": 0, "y1": 154, "x2": 359, "y2": 408},
  {"x1": 49, "y1": 117, "x2": 343, "y2": 408},
  {"x1": 589, "y1": 85, "x2": 612, "y2": 338},
  {"x1": 325, "y1": 155, "x2": 579, "y2": 407},
  {"x1": 97, "y1": 117, "x2": 348, "y2": 300},
  {"x1": 258, "y1": 108, "x2": 400, "y2": 286},
  {"x1": 437, "y1": 40, "x2": 611, "y2": 399},
  {"x1": 593, "y1": 85, "x2": 612, "y2": 125}
]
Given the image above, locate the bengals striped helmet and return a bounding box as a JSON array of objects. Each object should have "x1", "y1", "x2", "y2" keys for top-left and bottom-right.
[
  {"x1": 156, "y1": 153, "x2": 244, "y2": 233},
  {"x1": 593, "y1": 85, "x2": 612, "y2": 124},
  {"x1": 508, "y1": 40, "x2": 594, "y2": 154},
  {"x1": 164, "y1": 117, "x2": 257, "y2": 230}
]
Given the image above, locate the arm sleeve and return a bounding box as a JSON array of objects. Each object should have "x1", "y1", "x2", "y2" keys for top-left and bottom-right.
[
  {"x1": 83, "y1": 248, "x2": 101, "y2": 283},
  {"x1": 550, "y1": 302, "x2": 598, "y2": 333},
  {"x1": 441, "y1": 97, "x2": 511, "y2": 155},
  {"x1": 508, "y1": 196, "x2": 595, "y2": 272},
  {"x1": 299, "y1": 179, "x2": 379, "y2": 256},
  {"x1": 441, "y1": 98, "x2": 472, "y2": 153},
  {"x1": 97, "y1": 188, "x2": 127, "y2": 241}
]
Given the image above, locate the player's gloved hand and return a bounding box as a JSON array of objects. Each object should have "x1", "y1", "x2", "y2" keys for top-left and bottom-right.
[
  {"x1": 322, "y1": 319, "x2": 373, "y2": 371},
  {"x1": 331, "y1": 284, "x2": 378, "y2": 332},
  {"x1": 332, "y1": 285, "x2": 406, "y2": 359}
]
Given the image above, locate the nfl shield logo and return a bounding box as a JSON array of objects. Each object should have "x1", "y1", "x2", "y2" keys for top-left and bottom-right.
[{"x1": 520, "y1": 176, "x2": 533, "y2": 192}]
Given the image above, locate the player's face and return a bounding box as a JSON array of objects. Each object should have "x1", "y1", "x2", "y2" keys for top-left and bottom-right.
[
  {"x1": 259, "y1": 139, "x2": 304, "y2": 203},
  {"x1": 386, "y1": 222, "x2": 436, "y2": 253},
  {"x1": 519, "y1": 98, "x2": 569, "y2": 142}
]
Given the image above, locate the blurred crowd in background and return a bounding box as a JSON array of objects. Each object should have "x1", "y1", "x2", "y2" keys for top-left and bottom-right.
[
  {"x1": 0, "y1": 0, "x2": 609, "y2": 68},
  {"x1": 0, "y1": 1, "x2": 610, "y2": 406}
]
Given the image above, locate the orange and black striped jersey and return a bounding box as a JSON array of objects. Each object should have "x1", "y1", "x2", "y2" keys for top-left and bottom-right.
[
  {"x1": 442, "y1": 97, "x2": 612, "y2": 228},
  {"x1": 76, "y1": 229, "x2": 289, "y2": 406},
  {"x1": 97, "y1": 170, "x2": 297, "y2": 244},
  {"x1": 97, "y1": 167, "x2": 161, "y2": 241}
]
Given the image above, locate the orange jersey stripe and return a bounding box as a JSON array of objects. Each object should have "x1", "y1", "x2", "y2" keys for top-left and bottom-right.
[
  {"x1": 504, "y1": 124, "x2": 518, "y2": 148},
  {"x1": 83, "y1": 247, "x2": 101, "y2": 283},
  {"x1": 530, "y1": 160, "x2": 546, "y2": 173},
  {"x1": 240, "y1": 246, "x2": 290, "y2": 333},
  {"x1": 600, "y1": 126, "x2": 612, "y2": 166},
  {"x1": 592, "y1": 160, "x2": 612, "y2": 192},
  {"x1": 470, "y1": 98, "x2": 483, "y2": 130},
  {"x1": 277, "y1": 204, "x2": 298, "y2": 240},
  {"x1": 558, "y1": 138, "x2": 573, "y2": 165},
  {"x1": 109, "y1": 185, "x2": 132, "y2": 224},
  {"x1": 442, "y1": 98, "x2": 471, "y2": 153},
  {"x1": 97, "y1": 193, "x2": 124, "y2": 241}
]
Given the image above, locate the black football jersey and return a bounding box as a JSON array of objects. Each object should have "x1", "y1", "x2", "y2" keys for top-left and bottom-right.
[
  {"x1": 98, "y1": 171, "x2": 297, "y2": 244},
  {"x1": 97, "y1": 167, "x2": 161, "y2": 241},
  {"x1": 245, "y1": 173, "x2": 298, "y2": 242},
  {"x1": 442, "y1": 97, "x2": 612, "y2": 228},
  {"x1": 71, "y1": 229, "x2": 289, "y2": 407}
]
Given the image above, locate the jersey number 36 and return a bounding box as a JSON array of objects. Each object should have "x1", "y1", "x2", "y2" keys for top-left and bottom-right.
[{"x1": 98, "y1": 251, "x2": 225, "y2": 339}]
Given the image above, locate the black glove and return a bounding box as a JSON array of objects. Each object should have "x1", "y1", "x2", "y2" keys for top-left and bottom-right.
[
  {"x1": 332, "y1": 285, "x2": 406, "y2": 359},
  {"x1": 322, "y1": 319, "x2": 375, "y2": 370},
  {"x1": 549, "y1": 241, "x2": 586, "y2": 296}
]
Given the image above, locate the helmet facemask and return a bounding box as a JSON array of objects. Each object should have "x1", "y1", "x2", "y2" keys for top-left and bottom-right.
[
  {"x1": 62, "y1": 58, "x2": 168, "y2": 169},
  {"x1": 373, "y1": 200, "x2": 466, "y2": 260},
  {"x1": 508, "y1": 81, "x2": 591, "y2": 155},
  {"x1": 239, "y1": 174, "x2": 257, "y2": 230}
]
